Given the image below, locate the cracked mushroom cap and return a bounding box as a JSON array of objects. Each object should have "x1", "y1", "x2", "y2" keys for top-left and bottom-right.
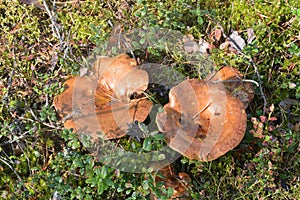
[
  {"x1": 54, "y1": 76, "x2": 152, "y2": 141},
  {"x1": 156, "y1": 79, "x2": 246, "y2": 161},
  {"x1": 53, "y1": 54, "x2": 152, "y2": 141},
  {"x1": 93, "y1": 54, "x2": 149, "y2": 101}
]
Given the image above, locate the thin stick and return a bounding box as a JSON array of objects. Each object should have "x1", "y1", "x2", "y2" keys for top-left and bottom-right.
[
  {"x1": 1, "y1": 130, "x2": 34, "y2": 145},
  {"x1": 16, "y1": 142, "x2": 32, "y2": 176},
  {"x1": 43, "y1": 0, "x2": 63, "y2": 43},
  {"x1": 0, "y1": 156, "x2": 23, "y2": 183},
  {"x1": 192, "y1": 102, "x2": 211, "y2": 120},
  {"x1": 43, "y1": 0, "x2": 71, "y2": 60},
  {"x1": 218, "y1": 79, "x2": 260, "y2": 87},
  {"x1": 205, "y1": 14, "x2": 267, "y2": 113},
  {"x1": 18, "y1": 110, "x2": 62, "y2": 130},
  {"x1": 107, "y1": 20, "x2": 136, "y2": 60}
]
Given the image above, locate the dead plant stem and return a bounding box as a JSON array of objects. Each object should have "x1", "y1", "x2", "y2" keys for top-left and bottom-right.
[{"x1": 205, "y1": 14, "x2": 267, "y2": 113}]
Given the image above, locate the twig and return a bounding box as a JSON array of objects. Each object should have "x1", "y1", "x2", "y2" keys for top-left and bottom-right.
[
  {"x1": 219, "y1": 79, "x2": 260, "y2": 87},
  {"x1": 0, "y1": 156, "x2": 23, "y2": 183},
  {"x1": 2, "y1": 51, "x2": 14, "y2": 105},
  {"x1": 62, "y1": 110, "x2": 80, "y2": 122},
  {"x1": 1, "y1": 129, "x2": 35, "y2": 145},
  {"x1": 107, "y1": 20, "x2": 136, "y2": 60},
  {"x1": 192, "y1": 102, "x2": 211, "y2": 120},
  {"x1": 43, "y1": 0, "x2": 63, "y2": 43},
  {"x1": 43, "y1": 0, "x2": 71, "y2": 62},
  {"x1": 16, "y1": 141, "x2": 32, "y2": 176},
  {"x1": 205, "y1": 14, "x2": 267, "y2": 113},
  {"x1": 18, "y1": 109, "x2": 62, "y2": 130}
]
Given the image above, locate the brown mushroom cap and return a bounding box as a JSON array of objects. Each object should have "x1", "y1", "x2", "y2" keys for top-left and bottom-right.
[
  {"x1": 53, "y1": 77, "x2": 75, "y2": 118},
  {"x1": 53, "y1": 54, "x2": 152, "y2": 140},
  {"x1": 151, "y1": 165, "x2": 191, "y2": 200},
  {"x1": 156, "y1": 79, "x2": 246, "y2": 161},
  {"x1": 206, "y1": 66, "x2": 255, "y2": 108},
  {"x1": 54, "y1": 76, "x2": 152, "y2": 140},
  {"x1": 93, "y1": 54, "x2": 149, "y2": 100}
]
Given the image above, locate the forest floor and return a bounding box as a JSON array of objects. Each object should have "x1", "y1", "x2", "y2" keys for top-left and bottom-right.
[{"x1": 0, "y1": 0, "x2": 299, "y2": 199}]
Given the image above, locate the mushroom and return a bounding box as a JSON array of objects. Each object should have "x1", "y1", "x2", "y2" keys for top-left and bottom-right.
[
  {"x1": 206, "y1": 66, "x2": 254, "y2": 108},
  {"x1": 53, "y1": 54, "x2": 152, "y2": 140},
  {"x1": 151, "y1": 165, "x2": 192, "y2": 200},
  {"x1": 156, "y1": 79, "x2": 246, "y2": 161},
  {"x1": 93, "y1": 54, "x2": 149, "y2": 101}
]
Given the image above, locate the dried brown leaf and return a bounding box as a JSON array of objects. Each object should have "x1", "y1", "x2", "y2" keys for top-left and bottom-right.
[
  {"x1": 246, "y1": 28, "x2": 256, "y2": 44},
  {"x1": 229, "y1": 31, "x2": 246, "y2": 51},
  {"x1": 210, "y1": 28, "x2": 222, "y2": 42}
]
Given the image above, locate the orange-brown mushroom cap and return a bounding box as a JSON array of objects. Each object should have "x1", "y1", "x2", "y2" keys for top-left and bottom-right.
[
  {"x1": 156, "y1": 79, "x2": 246, "y2": 161},
  {"x1": 93, "y1": 54, "x2": 149, "y2": 101},
  {"x1": 206, "y1": 66, "x2": 255, "y2": 108},
  {"x1": 53, "y1": 54, "x2": 152, "y2": 141}
]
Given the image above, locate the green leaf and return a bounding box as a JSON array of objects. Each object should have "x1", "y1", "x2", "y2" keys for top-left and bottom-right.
[{"x1": 143, "y1": 138, "x2": 152, "y2": 151}]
